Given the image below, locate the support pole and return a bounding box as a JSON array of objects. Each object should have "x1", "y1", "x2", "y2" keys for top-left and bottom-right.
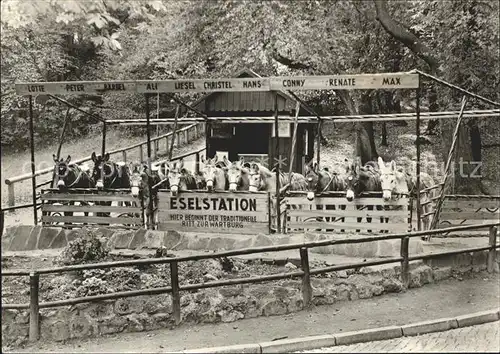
[
  {"x1": 56, "y1": 108, "x2": 72, "y2": 160},
  {"x1": 28, "y1": 96, "x2": 37, "y2": 225},
  {"x1": 416, "y1": 86, "x2": 421, "y2": 231},
  {"x1": 101, "y1": 121, "x2": 107, "y2": 158},
  {"x1": 316, "y1": 120, "x2": 321, "y2": 168},
  {"x1": 145, "y1": 94, "x2": 154, "y2": 229},
  {"x1": 168, "y1": 105, "x2": 180, "y2": 160},
  {"x1": 29, "y1": 272, "x2": 40, "y2": 341},
  {"x1": 274, "y1": 92, "x2": 281, "y2": 233},
  {"x1": 289, "y1": 101, "x2": 301, "y2": 175},
  {"x1": 430, "y1": 96, "x2": 468, "y2": 233},
  {"x1": 170, "y1": 261, "x2": 181, "y2": 325},
  {"x1": 300, "y1": 247, "x2": 312, "y2": 308},
  {"x1": 145, "y1": 94, "x2": 152, "y2": 167}
]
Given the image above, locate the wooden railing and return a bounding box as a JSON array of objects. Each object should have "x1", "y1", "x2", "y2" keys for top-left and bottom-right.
[
  {"x1": 3, "y1": 123, "x2": 205, "y2": 209},
  {"x1": 40, "y1": 189, "x2": 145, "y2": 230},
  {"x1": 2, "y1": 222, "x2": 498, "y2": 342}
]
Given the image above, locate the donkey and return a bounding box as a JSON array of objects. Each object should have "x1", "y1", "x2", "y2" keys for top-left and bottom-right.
[
  {"x1": 90, "y1": 152, "x2": 131, "y2": 220},
  {"x1": 128, "y1": 162, "x2": 160, "y2": 228},
  {"x1": 406, "y1": 171, "x2": 437, "y2": 233},
  {"x1": 51, "y1": 154, "x2": 95, "y2": 225},
  {"x1": 303, "y1": 163, "x2": 348, "y2": 232},
  {"x1": 344, "y1": 159, "x2": 383, "y2": 233},
  {"x1": 224, "y1": 156, "x2": 251, "y2": 192},
  {"x1": 166, "y1": 159, "x2": 197, "y2": 197},
  {"x1": 248, "y1": 163, "x2": 289, "y2": 232},
  {"x1": 378, "y1": 157, "x2": 409, "y2": 233},
  {"x1": 200, "y1": 155, "x2": 228, "y2": 191}
]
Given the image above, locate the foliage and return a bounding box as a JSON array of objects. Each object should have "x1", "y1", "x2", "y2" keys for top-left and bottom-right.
[
  {"x1": 1, "y1": 0, "x2": 498, "y2": 161},
  {"x1": 55, "y1": 228, "x2": 110, "y2": 266}
]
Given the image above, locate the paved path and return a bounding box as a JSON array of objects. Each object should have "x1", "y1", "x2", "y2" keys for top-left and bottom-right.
[
  {"x1": 10, "y1": 273, "x2": 500, "y2": 353},
  {"x1": 299, "y1": 321, "x2": 500, "y2": 353}
]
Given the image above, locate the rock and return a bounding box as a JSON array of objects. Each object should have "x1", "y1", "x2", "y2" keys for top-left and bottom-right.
[
  {"x1": 41, "y1": 320, "x2": 70, "y2": 342},
  {"x1": 15, "y1": 311, "x2": 30, "y2": 324},
  {"x1": 203, "y1": 273, "x2": 218, "y2": 282},
  {"x1": 69, "y1": 314, "x2": 92, "y2": 338},
  {"x1": 114, "y1": 297, "x2": 145, "y2": 315},
  {"x1": 433, "y1": 267, "x2": 452, "y2": 281},
  {"x1": 218, "y1": 310, "x2": 244, "y2": 323},
  {"x1": 337, "y1": 270, "x2": 348, "y2": 278},
  {"x1": 382, "y1": 278, "x2": 404, "y2": 293},
  {"x1": 285, "y1": 262, "x2": 297, "y2": 270}
]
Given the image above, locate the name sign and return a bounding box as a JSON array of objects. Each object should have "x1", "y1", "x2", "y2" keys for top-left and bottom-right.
[
  {"x1": 156, "y1": 191, "x2": 269, "y2": 234},
  {"x1": 270, "y1": 73, "x2": 419, "y2": 90},
  {"x1": 15, "y1": 81, "x2": 137, "y2": 95},
  {"x1": 137, "y1": 78, "x2": 270, "y2": 93}
]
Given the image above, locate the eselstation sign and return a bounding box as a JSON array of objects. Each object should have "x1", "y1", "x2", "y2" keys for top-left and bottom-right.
[
  {"x1": 15, "y1": 72, "x2": 419, "y2": 95},
  {"x1": 156, "y1": 191, "x2": 270, "y2": 234}
]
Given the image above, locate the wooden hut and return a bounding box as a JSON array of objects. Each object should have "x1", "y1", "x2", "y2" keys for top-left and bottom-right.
[{"x1": 193, "y1": 69, "x2": 316, "y2": 173}]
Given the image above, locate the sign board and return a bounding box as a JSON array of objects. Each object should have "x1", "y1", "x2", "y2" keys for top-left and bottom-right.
[
  {"x1": 272, "y1": 122, "x2": 291, "y2": 137},
  {"x1": 270, "y1": 73, "x2": 419, "y2": 90},
  {"x1": 137, "y1": 78, "x2": 271, "y2": 93},
  {"x1": 15, "y1": 81, "x2": 137, "y2": 95},
  {"x1": 14, "y1": 73, "x2": 418, "y2": 95},
  {"x1": 156, "y1": 191, "x2": 270, "y2": 234}
]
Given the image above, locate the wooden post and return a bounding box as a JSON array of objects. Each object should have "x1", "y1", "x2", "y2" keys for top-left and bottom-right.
[
  {"x1": 416, "y1": 86, "x2": 421, "y2": 231},
  {"x1": 122, "y1": 150, "x2": 127, "y2": 163},
  {"x1": 170, "y1": 261, "x2": 181, "y2": 325},
  {"x1": 29, "y1": 272, "x2": 40, "y2": 341},
  {"x1": 267, "y1": 193, "x2": 272, "y2": 234},
  {"x1": 289, "y1": 101, "x2": 301, "y2": 175},
  {"x1": 165, "y1": 136, "x2": 169, "y2": 154},
  {"x1": 488, "y1": 226, "x2": 498, "y2": 273},
  {"x1": 101, "y1": 121, "x2": 107, "y2": 158},
  {"x1": 184, "y1": 130, "x2": 188, "y2": 145},
  {"x1": 169, "y1": 105, "x2": 180, "y2": 160},
  {"x1": 429, "y1": 96, "x2": 468, "y2": 233},
  {"x1": 195, "y1": 152, "x2": 200, "y2": 175},
  {"x1": 274, "y1": 92, "x2": 281, "y2": 233},
  {"x1": 194, "y1": 124, "x2": 198, "y2": 138},
  {"x1": 28, "y1": 96, "x2": 37, "y2": 225},
  {"x1": 139, "y1": 144, "x2": 144, "y2": 163},
  {"x1": 316, "y1": 120, "x2": 321, "y2": 168},
  {"x1": 300, "y1": 247, "x2": 312, "y2": 308},
  {"x1": 400, "y1": 236, "x2": 410, "y2": 288},
  {"x1": 8, "y1": 184, "x2": 15, "y2": 207}
]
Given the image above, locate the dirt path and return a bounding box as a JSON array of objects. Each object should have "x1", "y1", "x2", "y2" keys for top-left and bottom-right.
[{"x1": 11, "y1": 272, "x2": 500, "y2": 353}]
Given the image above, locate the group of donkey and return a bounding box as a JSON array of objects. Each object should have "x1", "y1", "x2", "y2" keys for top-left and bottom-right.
[{"x1": 51, "y1": 152, "x2": 437, "y2": 230}]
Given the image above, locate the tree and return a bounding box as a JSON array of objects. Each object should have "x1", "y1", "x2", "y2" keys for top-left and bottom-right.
[{"x1": 374, "y1": 0, "x2": 499, "y2": 193}]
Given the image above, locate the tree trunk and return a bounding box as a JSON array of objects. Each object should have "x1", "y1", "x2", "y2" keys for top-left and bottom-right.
[
  {"x1": 381, "y1": 122, "x2": 388, "y2": 146},
  {"x1": 336, "y1": 90, "x2": 378, "y2": 164},
  {"x1": 373, "y1": 0, "x2": 483, "y2": 193}
]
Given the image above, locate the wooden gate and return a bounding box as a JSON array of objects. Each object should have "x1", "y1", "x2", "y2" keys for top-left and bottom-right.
[
  {"x1": 431, "y1": 195, "x2": 500, "y2": 236},
  {"x1": 41, "y1": 188, "x2": 144, "y2": 229},
  {"x1": 284, "y1": 192, "x2": 411, "y2": 234}
]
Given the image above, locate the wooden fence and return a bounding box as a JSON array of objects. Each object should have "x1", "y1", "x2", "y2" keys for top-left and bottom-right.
[
  {"x1": 284, "y1": 192, "x2": 411, "y2": 234},
  {"x1": 1, "y1": 222, "x2": 498, "y2": 343},
  {"x1": 432, "y1": 195, "x2": 500, "y2": 236},
  {"x1": 155, "y1": 190, "x2": 271, "y2": 234},
  {"x1": 41, "y1": 189, "x2": 145, "y2": 229},
  {"x1": 3, "y1": 123, "x2": 204, "y2": 209}
]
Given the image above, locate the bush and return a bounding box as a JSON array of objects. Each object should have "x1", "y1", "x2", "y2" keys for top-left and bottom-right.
[{"x1": 55, "y1": 228, "x2": 110, "y2": 266}]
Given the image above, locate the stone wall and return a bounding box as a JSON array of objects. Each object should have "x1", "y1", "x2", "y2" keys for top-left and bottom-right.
[
  {"x1": 2, "y1": 225, "x2": 423, "y2": 258},
  {"x1": 1, "y1": 258, "x2": 489, "y2": 348}
]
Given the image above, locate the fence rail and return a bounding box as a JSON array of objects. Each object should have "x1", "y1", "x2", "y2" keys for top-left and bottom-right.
[
  {"x1": 1, "y1": 222, "x2": 498, "y2": 342},
  {"x1": 3, "y1": 123, "x2": 205, "y2": 208}
]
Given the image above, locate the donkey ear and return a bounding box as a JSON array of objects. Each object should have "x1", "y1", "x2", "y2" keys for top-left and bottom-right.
[
  {"x1": 378, "y1": 157, "x2": 385, "y2": 171},
  {"x1": 390, "y1": 160, "x2": 397, "y2": 172},
  {"x1": 178, "y1": 158, "x2": 184, "y2": 170},
  {"x1": 355, "y1": 164, "x2": 361, "y2": 175},
  {"x1": 239, "y1": 156, "x2": 245, "y2": 163},
  {"x1": 91, "y1": 152, "x2": 97, "y2": 162},
  {"x1": 65, "y1": 155, "x2": 71, "y2": 164},
  {"x1": 213, "y1": 154, "x2": 218, "y2": 163},
  {"x1": 104, "y1": 153, "x2": 110, "y2": 162},
  {"x1": 53, "y1": 154, "x2": 58, "y2": 163},
  {"x1": 200, "y1": 155, "x2": 206, "y2": 164}
]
